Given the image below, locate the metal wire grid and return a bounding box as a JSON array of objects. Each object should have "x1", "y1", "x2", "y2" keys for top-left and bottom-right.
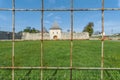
[{"x1": 0, "y1": 0, "x2": 120, "y2": 80}]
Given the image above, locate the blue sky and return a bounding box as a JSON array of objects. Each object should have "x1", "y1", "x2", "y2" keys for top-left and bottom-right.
[{"x1": 0, "y1": 0, "x2": 120, "y2": 35}]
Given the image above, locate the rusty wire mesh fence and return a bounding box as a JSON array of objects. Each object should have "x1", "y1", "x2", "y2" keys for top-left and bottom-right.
[{"x1": 0, "y1": 0, "x2": 120, "y2": 80}]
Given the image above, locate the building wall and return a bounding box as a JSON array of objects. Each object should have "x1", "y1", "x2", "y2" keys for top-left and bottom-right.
[
  {"x1": 22, "y1": 32, "x2": 89, "y2": 40},
  {"x1": 61, "y1": 32, "x2": 89, "y2": 40},
  {"x1": 49, "y1": 29, "x2": 61, "y2": 40},
  {"x1": 73, "y1": 32, "x2": 89, "y2": 39},
  {"x1": 61, "y1": 32, "x2": 71, "y2": 40},
  {"x1": 22, "y1": 32, "x2": 50, "y2": 40}
]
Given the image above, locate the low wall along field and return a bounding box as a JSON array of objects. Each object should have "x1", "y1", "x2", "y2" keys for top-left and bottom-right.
[{"x1": 22, "y1": 32, "x2": 89, "y2": 40}]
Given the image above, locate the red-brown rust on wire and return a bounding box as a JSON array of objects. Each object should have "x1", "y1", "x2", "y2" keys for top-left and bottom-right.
[
  {"x1": 12, "y1": 0, "x2": 15, "y2": 80},
  {"x1": 0, "y1": 67, "x2": 120, "y2": 70},
  {"x1": 0, "y1": 0, "x2": 120, "y2": 80},
  {"x1": 101, "y1": 37, "x2": 105, "y2": 41},
  {"x1": 40, "y1": 0, "x2": 44, "y2": 80},
  {"x1": 101, "y1": 0, "x2": 104, "y2": 80},
  {"x1": 1, "y1": 8, "x2": 120, "y2": 11},
  {"x1": 70, "y1": 0, "x2": 74, "y2": 80}
]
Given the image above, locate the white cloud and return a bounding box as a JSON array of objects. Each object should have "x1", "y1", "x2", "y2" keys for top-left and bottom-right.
[
  {"x1": 0, "y1": 15, "x2": 7, "y2": 21},
  {"x1": 118, "y1": 0, "x2": 120, "y2": 7},
  {"x1": 44, "y1": 20, "x2": 51, "y2": 24},
  {"x1": 54, "y1": 16, "x2": 62, "y2": 24},
  {"x1": 54, "y1": 16, "x2": 61, "y2": 20},
  {"x1": 47, "y1": 13, "x2": 53, "y2": 17},
  {"x1": 89, "y1": 20, "x2": 120, "y2": 34},
  {"x1": 105, "y1": 21, "x2": 120, "y2": 27},
  {"x1": 103, "y1": 21, "x2": 120, "y2": 34},
  {"x1": 57, "y1": 20, "x2": 62, "y2": 24}
]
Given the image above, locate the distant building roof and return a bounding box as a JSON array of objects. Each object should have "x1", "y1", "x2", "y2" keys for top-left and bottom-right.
[
  {"x1": 0, "y1": 31, "x2": 12, "y2": 33},
  {"x1": 50, "y1": 21, "x2": 61, "y2": 30},
  {"x1": 39, "y1": 27, "x2": 48, "y2": 33}
]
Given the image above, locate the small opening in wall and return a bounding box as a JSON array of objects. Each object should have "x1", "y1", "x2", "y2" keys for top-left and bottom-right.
[{"x1": 53, "y1": 35, "x2": 58, "y2": 40}]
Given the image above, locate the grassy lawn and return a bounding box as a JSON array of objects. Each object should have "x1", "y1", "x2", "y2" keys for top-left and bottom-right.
[{"x1": 0, "y1": 40, "x2": 120, "y2": 80}]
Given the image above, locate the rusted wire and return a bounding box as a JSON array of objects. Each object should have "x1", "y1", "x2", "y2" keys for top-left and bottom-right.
[
  {"x1": 1, "y1": 8, "x2": 120, "y2": 11},
  {"x1": 0, "y1": 0, "x2": 120, "y2": 80},
  {"x1": 0, "y1": 67, "x2": 120, "y2": 70},
  {"x1": 12, "y1": 0, "x2": 15, "y2": 80},
  {"x1": 40, "y1": 0, "x2": 44, "y2": 80},
  {"x1": 101, "y1": 0, "x2": 104, "y2": 80},
  {"x1": 70, "y1": 0, "x2": 73, "y2": 80}
]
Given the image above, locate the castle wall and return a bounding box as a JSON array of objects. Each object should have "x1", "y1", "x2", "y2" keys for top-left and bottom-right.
[
  {"x1": 22, "y1": 32, "x2": 89, "y2": 40},
  {"x1": 61, "y1": 32, "x2": 89, "y2": 40},
  {"x1": 22, "y1": 32, "x2": 50, "y2": 40},
  {"x1": 73, "y1": 32, "x2": 89, "y2": 39}
]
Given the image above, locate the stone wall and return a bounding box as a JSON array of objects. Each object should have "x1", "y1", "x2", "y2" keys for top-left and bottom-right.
[
  {"x1": 22, "y1": 32, "x2": 89, "y2": 40},
  {"x1": 22, "y1": 32, "x2": 50, "y2": 40},
  {"x1": 61, "y1": 32, "x2": 89, "y2": 40}
]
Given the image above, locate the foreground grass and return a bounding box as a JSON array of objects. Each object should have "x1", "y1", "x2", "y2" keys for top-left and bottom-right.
[{"x1": 0, "y1": 40, "x2": 120, "y2": 80}]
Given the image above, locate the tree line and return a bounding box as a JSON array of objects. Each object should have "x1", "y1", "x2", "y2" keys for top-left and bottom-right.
[{"x1": 23, "y1": 27, "x2": 39, "y2": 33}]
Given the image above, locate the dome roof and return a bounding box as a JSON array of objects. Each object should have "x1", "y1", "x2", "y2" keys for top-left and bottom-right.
[{"x1": 50, "y1": 21, "x2": 61, "y2": 30}]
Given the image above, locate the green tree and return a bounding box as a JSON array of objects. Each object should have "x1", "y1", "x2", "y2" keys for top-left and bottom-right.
[
  {"x1": 83, "y1": 22, "x2": 94, "y2": 36},
  {"x1": 31, "y1": 28, "x2": 39, "y2": 33},
  {"x1": 23, "y1": 27, "x2": 31, "y2": 32},
  {"x1": 23, "y1": 27, "x2": 39, "y2": 33}
]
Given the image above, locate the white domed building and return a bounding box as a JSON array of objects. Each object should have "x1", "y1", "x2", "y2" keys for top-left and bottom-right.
[
  {"x1": 49, "y1": 22, "x2": 62, "y2": 40},
  {"x1": 22, "y1": 21, "x2": 89, "y2": 40}
]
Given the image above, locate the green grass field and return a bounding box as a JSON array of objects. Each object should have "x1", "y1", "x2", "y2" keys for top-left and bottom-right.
[{"x1": 0, "y1": 40, "x2": 120, "y2": 80}]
